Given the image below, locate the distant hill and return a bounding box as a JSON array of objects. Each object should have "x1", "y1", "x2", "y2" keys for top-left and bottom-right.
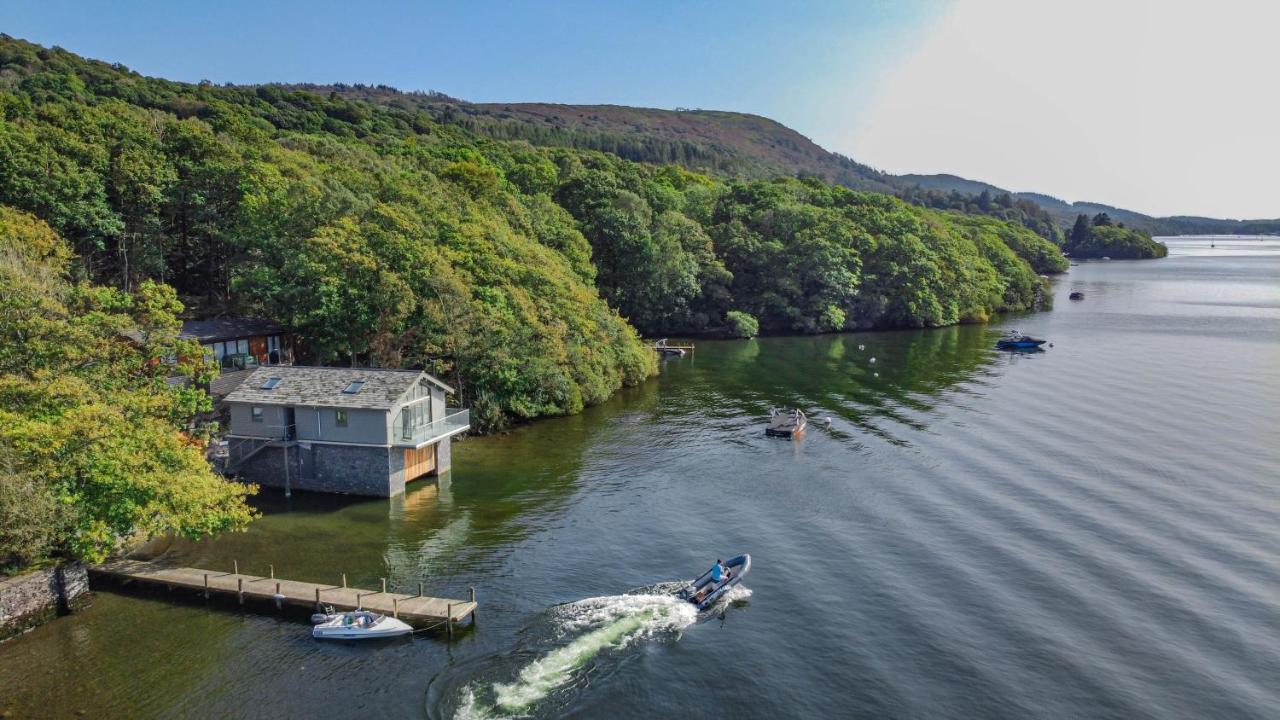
[
  {"x1": 260, "y1": 84, "x2": 1280, "y2": 237},
  {"x1": 903, "y1": 174, "x2": 1280, "y2": 236},
  {"x1": 279, "y1": 85, "x2": 899, "y2": 194},
  {"x1": 897, "y1": 173, "x2": 1008, "y2": 197}
]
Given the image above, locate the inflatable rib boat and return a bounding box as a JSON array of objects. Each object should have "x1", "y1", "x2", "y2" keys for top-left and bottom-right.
[{"x1": 678, "y1": 554, "x2": 751, "y2": 611}]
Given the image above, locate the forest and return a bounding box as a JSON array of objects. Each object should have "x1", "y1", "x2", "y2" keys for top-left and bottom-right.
[
  {"x1": 0, "y1": 36, "x2": 1066, "y2": 421},
  {"x1": 0, "y1": 36, "x2": 1073, "y2": 568},
  {"x1": 1064, "y1": 213, "x2": 1169, "y2": 259}
]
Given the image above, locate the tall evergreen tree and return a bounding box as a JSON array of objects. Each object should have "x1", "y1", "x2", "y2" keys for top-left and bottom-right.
[{"x1": 1070, "y1": 214, "x2": 1092, "y2": 245}]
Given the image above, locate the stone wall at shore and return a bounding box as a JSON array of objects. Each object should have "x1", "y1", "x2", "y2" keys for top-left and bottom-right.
[{"x1": 0, "y1": 563, "x2": 90, "y2": 640}]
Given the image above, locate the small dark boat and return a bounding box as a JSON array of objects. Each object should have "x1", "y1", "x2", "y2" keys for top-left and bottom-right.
[
  {"x1": 765, "y1": 408, "x2": 806, "y2": 438},
  {"x1": 1069, "y1": 291, "x2": 1084, "y2": 301},
  {"x1": 996, "y1": 331, "x2": 1047, "y2": 350},
  {"x1": 678, "y1": 554, "x2": 751, "y2": 611}
]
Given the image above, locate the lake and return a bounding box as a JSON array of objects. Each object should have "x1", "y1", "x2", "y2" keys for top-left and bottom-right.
[{"x1": 2, "y1": 237, "x2": 1278, "y2": 719}]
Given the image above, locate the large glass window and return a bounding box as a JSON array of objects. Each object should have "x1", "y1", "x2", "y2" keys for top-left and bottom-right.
[
  {"x1": 251, "y1": 406, "x2": 264, "y2": 423},
  {"x1": 335, "y1": 409, "x2": 348, "y2": 427}
]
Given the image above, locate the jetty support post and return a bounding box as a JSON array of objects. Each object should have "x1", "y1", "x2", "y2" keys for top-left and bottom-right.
[
  {"x1": 233, "y1": 559, "x2": 238, "y2": 576},
  {"x1": 269, "y1": 564, "x2": 274, "y2": 579},
  {"x1": 342, "y1": 573, "x2": 347, "y2": 589},
  {"x1": 417, "y1": 582, "x2": 423, "y2": 597},
  {"x1": 381, "y1": 577, "x2": 386, "y2": 594},
  {"x1": 275, "y1": 582, "x2": 282, "y2": 610},
  {"x1": 393, "y1": 597, "x2": 399, "y2": 619},
  {"x1": 237, "y1": 577, "x2": 244, "y2": 605},
  {"x1": 314, "y1": 587, "x2": 321, "y2": 611},
  {"x1": 203, "y1": 573, "x2": 210, "y2": 600},
  {"x1": 447, "y1": 603, "x2": 454, "y2": 638},
  {"x1": 470, "y1": 587, "x2": 476, "y2": 603}
]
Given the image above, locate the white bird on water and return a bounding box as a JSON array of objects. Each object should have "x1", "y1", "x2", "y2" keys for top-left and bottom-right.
[
  {"x1": 869, "y1": 357, "x2": 876, "y2": 363},
  {"x1": 858, "y1": 344, "x2": 866, "y2": 351}
]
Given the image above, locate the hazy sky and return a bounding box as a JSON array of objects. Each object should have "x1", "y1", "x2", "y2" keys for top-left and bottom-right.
[{"x1": 2, "y1": 0, "x2": 1275, "y2": 218}]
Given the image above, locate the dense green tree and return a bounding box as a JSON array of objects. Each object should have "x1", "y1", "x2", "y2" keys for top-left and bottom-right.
[
  {"x1": 1070, "y1": 214, "x2": 1092, "y2": 246},
  {"x1": 1065, "y1": 224, "x2": 1168, "y2": 259},
  {"x1": 0, "y1": 207, "x2": 256, "y2": 570},
  {"x1": 725, "y1": 310, "x2": 759, "y2": 338}
]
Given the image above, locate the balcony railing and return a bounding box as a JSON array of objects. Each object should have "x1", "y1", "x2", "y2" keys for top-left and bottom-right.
[{"x1": 392, "y1": 408, "x2": 470, "y2": 447}]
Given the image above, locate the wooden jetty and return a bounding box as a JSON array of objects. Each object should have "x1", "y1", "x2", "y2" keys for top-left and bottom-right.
[
  {"x1": 651, "y1": 338, "x2": 694, "y2": 356},
  {"x1": 92, "y1": 559, "x2": 477, "y2": 635}
]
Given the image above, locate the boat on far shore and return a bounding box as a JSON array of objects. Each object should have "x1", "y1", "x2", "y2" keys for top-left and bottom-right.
[
  {"x1": 996, "y1": 331, "x2": 1047, "y2": 350},
  {"x1": 766, "y1": 408, "x2": 806, "y2": 438}
]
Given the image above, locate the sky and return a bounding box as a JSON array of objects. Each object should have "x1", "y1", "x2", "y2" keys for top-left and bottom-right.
[{"x1": 2, "y1": 0, "x2": 1276, "y2": 218}]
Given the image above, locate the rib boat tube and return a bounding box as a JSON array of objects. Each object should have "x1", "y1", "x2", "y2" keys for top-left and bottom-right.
[
  {"x1": 312, "y1": 610, "x2": 413, "y2": 640},
  {"x1": 678, "y1": 554, "x2": 751, "y2": 611}
]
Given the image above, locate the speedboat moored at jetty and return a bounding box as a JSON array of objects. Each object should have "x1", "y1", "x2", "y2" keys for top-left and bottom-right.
[
  {"x1": 995, "y1": 331, "x2": 1047, "y2": 350},
  {"x1": 312, "y1": 610, "x2": 413, "y2": 640},
  {"x1": 678, "y1": 554, "x2": 751, "y2": 611}
]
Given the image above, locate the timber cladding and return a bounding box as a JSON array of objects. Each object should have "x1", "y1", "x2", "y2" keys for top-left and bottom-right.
[{"x1": 404, "y1": 444, "x2": 437, "y2": 481}]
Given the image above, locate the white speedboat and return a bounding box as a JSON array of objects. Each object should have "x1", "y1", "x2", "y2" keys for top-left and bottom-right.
[{"x1": 311, "y1": 610, "x2": 412, "y2": 640}]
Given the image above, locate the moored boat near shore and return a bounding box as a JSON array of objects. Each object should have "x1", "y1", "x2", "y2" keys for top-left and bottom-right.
[
  {"x1": 766, "y1": 408, "x2": 807, "y2": 438},
  {"x1": 996, "y1": 331, "x2": 1048, "y2": 350}
]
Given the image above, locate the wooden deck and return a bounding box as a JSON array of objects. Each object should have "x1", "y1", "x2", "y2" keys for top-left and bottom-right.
[
  {"x1": 92, "y1": 559, "x2": 477, "y2": 631},
  {"x1": 650, "y1": 340, "x2": 694, "y2": 355}
]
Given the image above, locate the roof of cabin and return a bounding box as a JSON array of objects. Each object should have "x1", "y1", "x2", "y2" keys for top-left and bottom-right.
[
  {"x1": 208, "y1": 369, "x2": 256, "y2": 400},
  {"x1": 222, "y1": 366, "x2": 453, "y2": 410},
  {"x1": 180, "y1": 318, "x2": 286, "y2": 343}
]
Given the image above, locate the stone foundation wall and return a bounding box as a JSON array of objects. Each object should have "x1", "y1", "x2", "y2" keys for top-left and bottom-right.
[
  {"x1": 237, "y1": 443, "x2": 396, "y2": 496},
  {"x1": 0, "y1": 563, "x2": 90, "y2": 640},
  {"x1": 313, "y1": 444, "x2": 397, "y2": 496}
]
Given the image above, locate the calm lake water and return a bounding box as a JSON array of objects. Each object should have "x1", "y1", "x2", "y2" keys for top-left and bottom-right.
[{"x1": 2, "y1": 237, "x2": 1278, "y2": 719}]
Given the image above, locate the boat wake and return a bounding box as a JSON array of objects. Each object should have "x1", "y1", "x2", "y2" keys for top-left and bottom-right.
[{"x1": 438, "y1": 582, "x2": 748, "y2": 719}]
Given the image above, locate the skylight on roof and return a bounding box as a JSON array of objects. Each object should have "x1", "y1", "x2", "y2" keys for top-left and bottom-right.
[
  {"x1": 343, "y1": 380, "x2": 365, "y2": 394},
  {"x1": 261, "y1": 377, "x2": 282, "y2": 390}
]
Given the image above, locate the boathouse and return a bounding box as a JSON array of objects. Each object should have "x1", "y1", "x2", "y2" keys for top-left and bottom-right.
[{"x1": 220, "y1": 366, "x2": 469, "y2": 496}]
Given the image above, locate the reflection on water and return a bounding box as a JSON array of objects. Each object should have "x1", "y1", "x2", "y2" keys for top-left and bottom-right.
[{"x1": 2, "y1": 238, "x2": 1279, "y2": 720}]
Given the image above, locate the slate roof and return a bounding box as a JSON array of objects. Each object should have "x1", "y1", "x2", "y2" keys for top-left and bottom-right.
[
  {"x1": 222, "y1": 366, "x2": 452, "y2": 410},
  {"x1": 180, "y1": 318, "x2": 286, "y2": 343},
  {"x1": 208, "y1": 369, "x2": 256, "y2": 400}
]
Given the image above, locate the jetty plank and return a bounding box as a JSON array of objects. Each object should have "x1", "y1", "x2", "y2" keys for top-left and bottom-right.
[{"x1": 92, "y1": 559, "x2": 476, "y2": 623}]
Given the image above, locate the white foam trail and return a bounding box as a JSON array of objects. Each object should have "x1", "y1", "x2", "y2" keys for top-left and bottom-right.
[
  {"x1": 721, "y1": 584, "x2": 753, "y2": 604},
  {"x1": 452, "y1": 688, "x2": 490, "y2": 720},
  {"x1": 456, "y1": 593, "x2": 698, "y2": 717}
]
